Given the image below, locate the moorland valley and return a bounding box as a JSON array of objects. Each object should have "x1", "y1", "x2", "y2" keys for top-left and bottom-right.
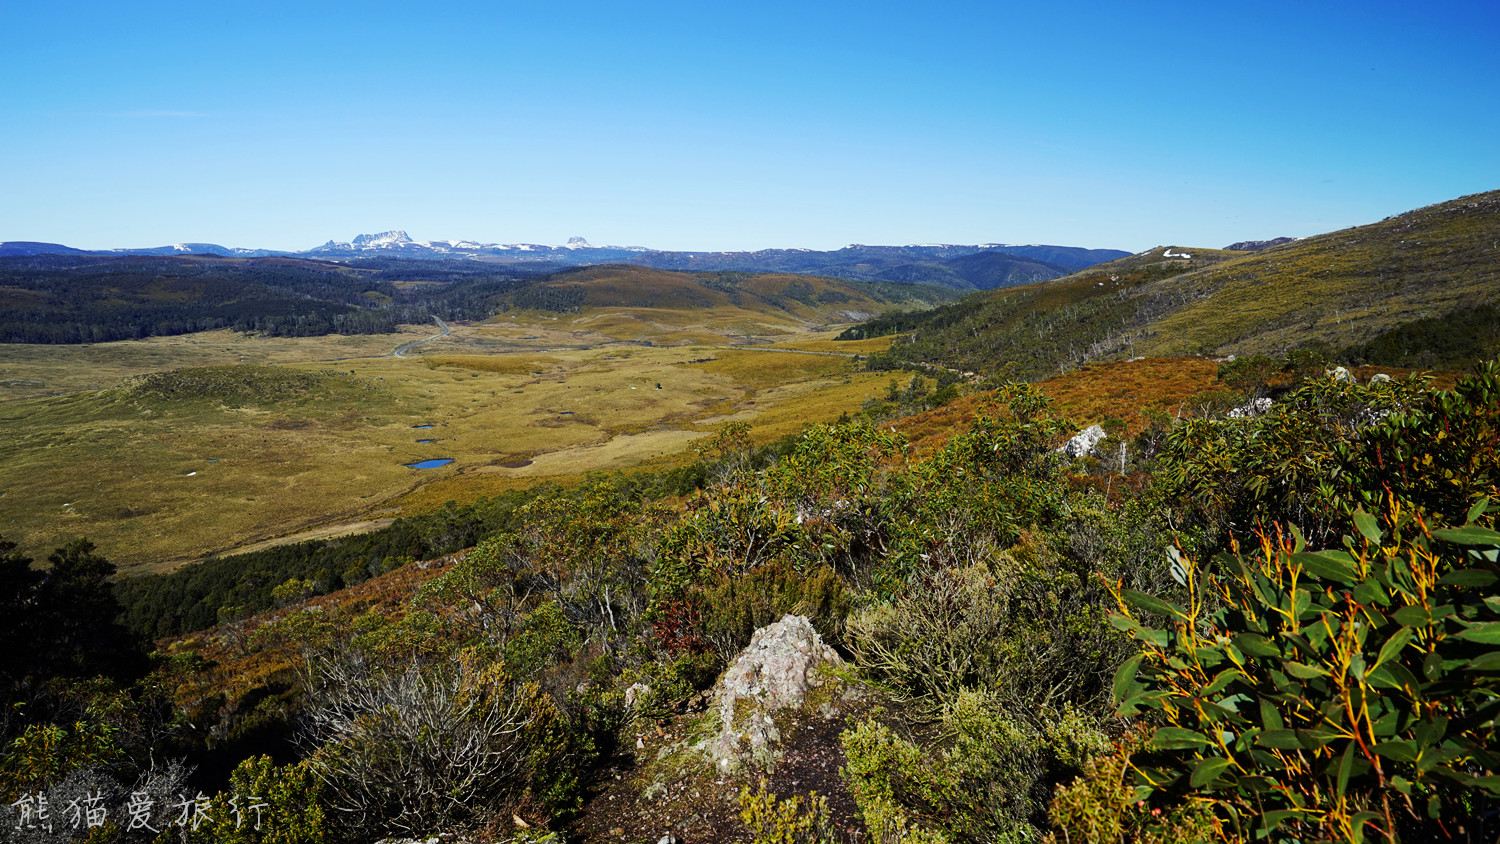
[{"x1": 2, "y1": 189, "x2": 1499, "y2": 843}]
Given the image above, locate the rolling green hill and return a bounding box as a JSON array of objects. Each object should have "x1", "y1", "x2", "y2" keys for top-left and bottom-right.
[
  {"x1": 847, "y1": 190, "x2": 1500, "y2": 377},
  {"x1": 0, "y1": 255, "x2": 541, "y2": 343},
  {"x1": 503, "y1": 265, "x2": 960, "y2": 327}
]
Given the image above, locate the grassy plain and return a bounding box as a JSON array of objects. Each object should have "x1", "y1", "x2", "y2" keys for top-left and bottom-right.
[{"x1": 0, "y1": 291, "x2": 899, "y2": 573}]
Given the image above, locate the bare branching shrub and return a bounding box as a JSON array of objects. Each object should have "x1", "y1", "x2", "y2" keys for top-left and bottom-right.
[
  {"x1": 846, "y1": 564, "x2": 1008, "y2": 704},
  {"x1": 300, "y1": 652, "x2": 534, "y2": 837}
]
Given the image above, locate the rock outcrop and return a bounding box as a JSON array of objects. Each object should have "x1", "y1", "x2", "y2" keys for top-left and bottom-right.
[
  {"x1": 699, "y1": 614, "x2": 845, "y2": 773},
  {"x1": 1061, "y1": 424, "x2": 1106, "y2": 458}
]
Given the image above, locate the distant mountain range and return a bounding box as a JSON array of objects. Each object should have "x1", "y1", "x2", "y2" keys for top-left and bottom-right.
[{"x1": 0, "y1": 232, "x2": 1130, "y2": 291}]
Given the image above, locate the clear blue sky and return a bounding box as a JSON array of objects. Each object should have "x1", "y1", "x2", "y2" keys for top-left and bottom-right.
[{"x1": 4, "y1": 0, "x2": 1497, "y2": 253}]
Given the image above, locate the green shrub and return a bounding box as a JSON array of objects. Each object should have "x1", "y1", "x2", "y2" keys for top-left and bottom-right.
[
  {"x1": 739, "y1": 779, "x2": 837, "y2": 844},
  {"x1": 847, "y1": 554, "x2": 1126, "y2": 714},
  {"x1": 1044, "y1": 729, "x2": 1215, "y2": 844},
  {"x1": 1108, "y1": 499, "x2": 1500, "y2": 841},
  {"x1": 846, "y1": 564, "x2": 1010, "y2": 703},
  {"x1": 841, "y1": 690, "x2": 1061, "y2": 842},
  {"x1": 618, "y1": 651, "x2": 721, "y2": 720},
  {"x1": 193, "y1": 756, "x2": 329, "y2": 844},
  {"x1": 689, "y1": 561, "x2": 849, "y2": 664},
  {"x1": 1188, "y1": 359, "x2": 1497, "y2": 549},
  {"x1": 503, "y1": 600, "x2": 582, "y2": 680},
  {"x1": 887, "y1": 386, "x2": 1070, "y2": 588}
]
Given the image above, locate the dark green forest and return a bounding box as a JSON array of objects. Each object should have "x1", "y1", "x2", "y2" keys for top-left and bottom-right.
[{"x1": 0, "y1": 256, "x2": 547, "y2": 343}]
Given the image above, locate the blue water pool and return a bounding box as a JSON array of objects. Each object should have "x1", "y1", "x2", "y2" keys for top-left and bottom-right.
[{"x1": 405, "y1": 458, "x2": 454, "y2": 469}]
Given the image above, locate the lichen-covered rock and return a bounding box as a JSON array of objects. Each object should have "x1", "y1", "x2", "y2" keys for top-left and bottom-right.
[
  {"x1": 1228, "y1": 397, "x2": 1274, "y2": 418},
  {"x1": 699, "y1": 614, "x2": 843, "y2": 773},
  {"x1": 1060, "y1": 424, "x2": 1106, "y2": 458}
]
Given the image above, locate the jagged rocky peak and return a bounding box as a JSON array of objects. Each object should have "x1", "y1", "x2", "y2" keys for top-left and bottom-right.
[
  {"x1": 565, "y1": 236, "x2": 591, "y2": 248},
  {"x1": 351, "y1": 230, "x2": 413, "y2": 248}
]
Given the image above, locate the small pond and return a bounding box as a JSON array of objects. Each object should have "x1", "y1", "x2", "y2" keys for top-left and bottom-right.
[
  {"x1": 405, "y1": 458, "x2": 454, "y2": 469},
  {"x1": 416, "y1": 439, "x2": 435, "y2": 443},
  {"x1": 413, "y1": 424, "x2": 435, "y2": 429}
]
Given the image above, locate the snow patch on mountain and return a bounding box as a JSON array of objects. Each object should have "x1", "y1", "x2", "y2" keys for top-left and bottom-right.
[{"x1": 351, "y1": 231, "x2": 413, "y2": 248}]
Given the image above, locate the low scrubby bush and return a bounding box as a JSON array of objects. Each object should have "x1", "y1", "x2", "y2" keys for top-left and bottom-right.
[
  {"x1": 842, "y1": 689, "x2": 1097, "y2": 842},
  {"x1": 1106, "y1": 499, "x2": 1500, "y2": 842}
]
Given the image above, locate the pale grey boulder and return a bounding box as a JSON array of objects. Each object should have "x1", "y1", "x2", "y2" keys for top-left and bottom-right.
[{"x1": 698, "y1": 614, "x2": 844, "y2": 774}]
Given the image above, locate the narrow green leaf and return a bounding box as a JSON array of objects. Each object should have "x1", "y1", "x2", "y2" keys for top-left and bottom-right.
[
  {"x1": 1456, "y1": 621, "x2": 1500, "y2": 645},
  {"x1": 1336, "y1": 742, "x2": 1356, "y2": 796},
  {"x1": 1471, "y1": 775, "x2": 1500, "y2": 796},
  {"x1": 1437, "y1": 569, "x2": 1498, "y2": 588},
  {"x1": 1433, "y1": 526, "x2": 1500, "y2": 545},
  {"x1": 1112, "y1": 654, "x2": 1144, "y2": 704},
  {"x1": 1351, "y1": 812, "x2": 1384, "y2": 842},
  {"x1": 1294, "y1": 550, "x2": 1358, "y2": 583},
  {"x1": 1353, "y1": 580, "x2": 1389, "y2": 607},
  {"x1": 1234, "y1": 633, "x2": 1280, "y2": 657},
  {"x1": 1190, "y1": 756, "x2": 1233, "y2": 788},
  {"x1": 1374, "y1": 627, "x2": 1412, "y2": 670},
  {"x1": 1352, "y1": 509, "x2": 1383, "y2": 544},
  {"x1": 1150, "y1": 726, "x2": 1210, "y2": 750},
  {"x1": 1166, "y1": 544, "x2": 1189, "y2": 586},
  {"x1": 1392, "y1": 605, "x2": 1431, "y2": 627},
  {"x1": 1122, "y1": 589, "x2": 1186, "y2": 619},
  {"x1": 1371, "y1": 708, "x2": 1401, "y2": 737},
  {"x1": 1262, "y1": 810, "x2": 1306, "y2": 829},
  {"x1": 1259, "y1": 697, "x2": 1284, "y2": 731},
  {"x1": 1466, "y1": 652, "x2": 1500, "y2": 672},
  {"x1": 1285, "y1": 661, "x2": 1329, "y2": 679},
  {"x1": 1374, "y1": 740, "x2": 1419, "y2": 763},
  {"x1": 1255, "y1": 729, "x2": 1303, "y2": 749},
  {"x1": 1201, "y1": 668, "x2": 1246, "y2": 697},
  {"x1": 1466, "y1": 496, "x2": 1491, "y2": 525},
  {"x1": 1297, "y1": 728, "x2": 1341, "y2": 748},
  {"x1": 1372, "y1": 661, "x2": 1418, "y2": 692}
]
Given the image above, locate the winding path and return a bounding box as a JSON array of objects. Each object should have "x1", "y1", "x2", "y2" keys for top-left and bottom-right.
[{"x1": 392, "y1": 316, "x2": 450, "y2": 357}]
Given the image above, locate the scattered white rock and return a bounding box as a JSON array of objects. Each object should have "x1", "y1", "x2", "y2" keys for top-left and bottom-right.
[
  {"x1": 1060, "y1": 425, "x2": 1107, "y2": 458},
  {"x1": 1228, "y1": 397, "x2": 1274, "y2": 418},
  {"x1": 624, "y1": 682, "x2": 651, "y2": 710},
  {"x1": 1326, "y1": 366, "x2": 1355, "y2": 383},
  {"x1": 1369, "y1": 373, "x2": 1391, "y2": 383}
]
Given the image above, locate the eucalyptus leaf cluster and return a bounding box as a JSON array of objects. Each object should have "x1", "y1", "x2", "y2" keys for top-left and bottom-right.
[{"x1": 1110, "y1": 498, "x2": 1500, "y2": 842}]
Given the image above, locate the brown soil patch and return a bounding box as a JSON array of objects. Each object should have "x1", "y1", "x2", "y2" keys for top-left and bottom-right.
[{"x1": 568, "y1": 700, "x2": 873, "y2": 843}]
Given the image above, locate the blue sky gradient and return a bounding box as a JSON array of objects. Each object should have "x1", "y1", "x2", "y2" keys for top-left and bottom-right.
[{"x1": 4, "y1": 0, "x2": 1497, "y2": 253}]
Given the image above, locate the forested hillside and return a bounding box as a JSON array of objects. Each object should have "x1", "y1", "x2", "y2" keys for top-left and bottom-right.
[
  {"x1": 846, "y1": 191, "x2": 1500, "y2": 379},
  {"x1": 0, "y1": 255, "x2": 547, "y2": 343}
]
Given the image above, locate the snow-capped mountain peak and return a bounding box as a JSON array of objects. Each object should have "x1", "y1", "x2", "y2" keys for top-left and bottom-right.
[{"x1": 351, "y1": 230, "x2": 413, "y2": 249}]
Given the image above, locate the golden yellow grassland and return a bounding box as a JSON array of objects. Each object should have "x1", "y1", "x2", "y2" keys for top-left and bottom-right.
[{"x1": 0, "y1": 304, "x2": 894, "y2": 574}]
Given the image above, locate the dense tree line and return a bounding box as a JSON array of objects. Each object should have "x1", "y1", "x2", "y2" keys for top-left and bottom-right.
[{"x1": 1345, "y1": 303, "x2": 1500, "y2": 370}]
